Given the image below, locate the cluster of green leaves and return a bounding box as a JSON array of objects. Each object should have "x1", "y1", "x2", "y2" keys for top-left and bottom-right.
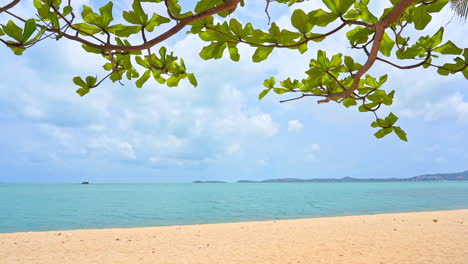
[
  {"x1": 25, "y1": 0, "x2": 198, "y2": 95},
  {"x1": 0, "y1": 19, "x2": 44, "y2": 55},
  {"x1": 253, "y1": 0, "x2": 467, "y2": 141},
  {"x1": 259, "y1": 50, "x2": 403, "y2": 140},
  {"x1": 1, "y1": 0, "x2": 467, "y2": 141},
  {"x1": 134, "y1": 47, "x2": 197, "y2": 88}
]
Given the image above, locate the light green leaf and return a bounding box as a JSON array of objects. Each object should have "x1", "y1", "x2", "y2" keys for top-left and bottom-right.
[
  {"x1": 73, "y1": 76, "x2": 87, "y2": 88},
  {"x1": 252, "y1": 46, "x2": 274, "y2": 63},
  {"x1": 228, "y1": 45, "x2": 240, "y2": 62},
  {"x1": 385, "y1": 112, "x2": 398, "y2": 126},
  {"x1": 291, "y1": 9, "x2": 311, "y2": 34},
  {"x1": 434, "y1": 41, "x2": 462, "y2": 55},
  {"x1": 393, "y1": 126, "x2": 408, "y2": 141},
  {"x1": 2, "y1": 20, "x2": 24, "y2": 42},
  {"x1": 187, "y1": 73, "x2": 197, "y2": 87},
  {"x1": 374, "y1": 127, "x2": 393, "y2": 138},
  {"x1": 379, "y1": 32, "x2": 395, "y2": 57},
  {"x1": 73, "y1": 23, "x2": 101, "y2": 35},
  {"x1": 263, "y1": 76, "x2": 275, "y2": 88},
  {"x1": 22, "y1": 19, "x2": 37, "y2": 42},
  {"x1": 258, "y1": 88, "x2": 271, "y2": 100},
  {"x1": 136, "y1": 70, "x2": 151, "y2": 88},
  {"x1": 308, "y1": 9, "x2": 337, "y2": 27},
  {"x1": 99, "y1": 2, "x2": 114, "y2": 27},
  {"x1": 76, "y1": 88, "x2": 90, "y2": 96},
  {"x1": 413, "y1": 5, "x2": 432, "y2": 30},
  {"x1": 343, "y1": 97, "x2": 357, "y2": 107}
]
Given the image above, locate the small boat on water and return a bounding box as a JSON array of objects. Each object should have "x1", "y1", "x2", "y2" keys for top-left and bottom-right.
[{"x1": 81, "y1": 181, "x2": 90, "y2": 184}]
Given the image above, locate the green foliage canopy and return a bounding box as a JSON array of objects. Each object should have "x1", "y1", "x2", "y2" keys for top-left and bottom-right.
[{"x1": 0, "y1": 0, "x2": 467, "y2": 141}]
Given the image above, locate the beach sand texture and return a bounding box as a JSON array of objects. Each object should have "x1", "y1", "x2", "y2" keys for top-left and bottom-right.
[{"x1": 0, "y1": 209, "x2": 467, "y2": 264}]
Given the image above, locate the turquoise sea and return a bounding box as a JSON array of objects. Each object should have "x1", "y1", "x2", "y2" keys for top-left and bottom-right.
[{"x1": 1, "y1": 182, "x2": 468, "y2": 233}]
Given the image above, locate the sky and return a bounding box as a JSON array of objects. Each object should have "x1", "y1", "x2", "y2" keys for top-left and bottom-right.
[{"x1": 0, "y1": 1, "x2": 467, "y2": 183}]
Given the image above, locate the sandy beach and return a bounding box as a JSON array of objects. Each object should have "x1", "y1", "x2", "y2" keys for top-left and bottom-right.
[{"x1": 0, "y1": 209, "x2": 467, "y2": 264}]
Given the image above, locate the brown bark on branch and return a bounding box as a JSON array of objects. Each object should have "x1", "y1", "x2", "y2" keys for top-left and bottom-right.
[
  {"x1": 46, "y1": 0, "x2": 241, "y2": 52},
  {"x1": 0, "y1": 0, "x2": 20, "y2": 13},
  {"x1": 317, "y1": 0, "x2": 417, "y2": 104}
]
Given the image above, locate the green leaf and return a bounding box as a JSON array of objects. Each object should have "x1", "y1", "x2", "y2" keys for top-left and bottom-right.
[
  {"x1": 426, "y1": 0, "x2": 449, "y2": 13},
  {"x1": 413, "y1": 5, "x2": 432, "y2": 30},
  {"x1": 33, "y1": 0, "x2": 42, "y2": 9},
  {"x1": 396, "y1": 47, "x2": 423, "y2": 59},
  {"x1": 76, "y1": 88, "x2": 90, "y2": 96},
  {"x1": 258, "y1": 88, "x2": 271, "y2": 100},
  {"x1": 323, "y1": 0, "x2": 354, "y2": 15},
  {"x1": 132, "y1": 0, "x2": 148, "y2": 25},
  {"x1": 346, "y1": 26, "x2": 374, "y2": 46},
  {"x1": 252, "y1": 47, "x2": 274, "y2": 63},
  {"x1": 2, "y1": 20, "x2": 24, "y2": 42},
  {"x1": 123, "y1": 11, "x2": 141, "y2": 24},
  {"x1": 187, "y1": 73, "x2": 197, "y2": 87},
  {"x1": 167, "y1": 75, "x2": 182, "y2": 87},
  {"x1": 291, "y1": 9, "x2": 311, "y2": 34},
  {"x1": 229, "y1": 19, "x2": 243, "y2": 37},
  {"x1": 73, "y1": 23, "x2": 101, "y2": 35},
  {"x1": 99, "y1": 2, "x2": 114, "y2": 27},
  {"x1": 263, "y1": 76, "x2": 275, "y2": 88},
  {"x1": 273, "y1": 88, "x2": 289, "y2": 94},
  {"x1": 85, "y1": 76, "x2": 97, "y2": 87},
  {"x1": 434, "y1": 41, "x2": 463, "y2": 55},
  {"x1": 37, "y1": 5, "x2": 49, "y2": 19},
  {"x1": 146, "y1": 13, "x2": 171, "y2": 31},
  {"x1": 63, "y1": 6, "x2": 72, "y2": 16},
  {"x1": 431, "y1": 27, "x2": 444, "y2": 48},
  {"x1": 343, "y1": 97, "x2": 357, "y2": 107},
  {"x1": 199, "y1": 42, "x2": 226, "y2": 60},
  {"x1": 308, "y1": 9, "x2": 337, "y2": 27},
  {"x1": 374, "y1": 127, "x2": 393, "y2": 139},
  {"x1": 82, "y1": 44, "x2": 104, "y2": 54},
  {"x1": 22, "y1": 19, "x2": 37, "y2": 42},
  {"x1": 228, "y1": 45, "x2": 240, "y2": 62},
  {"x1": 385, "y1": 112, "x2": 398, "y2": 126},
  {"x1": 393, "y1": 126, "x2": 408, "y2": 141},
  {"x1": 81, "y1": 5, "x2": 102, "y2": 27},
  {"x1": 136, "y1": 70, "x2": 150, "y2": 88},
  {"x1": 108, "y1": 24, "x2": 140, "y2": 37},
  {"x1": 298, "y1": 43, "x2": 308, "y2": 54},
  {"x1": 73, "y1": 77, "x2": 87, "y2": 88},
  {"x1": 316, "y1": 50, "x2": 329, "y2": 70},
  {"x1": 379, "y1": 32, "x2": 395, "y2": 57}
]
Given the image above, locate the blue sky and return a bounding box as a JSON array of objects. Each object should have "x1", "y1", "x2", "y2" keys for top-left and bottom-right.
[{"x1": 0, "y1": 1, "x2": 467, "y2": 183}]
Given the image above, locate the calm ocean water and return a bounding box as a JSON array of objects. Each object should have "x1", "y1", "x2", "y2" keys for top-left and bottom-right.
[{"x1": 1, "y1": 182, "x2": 467, "y2": 233}]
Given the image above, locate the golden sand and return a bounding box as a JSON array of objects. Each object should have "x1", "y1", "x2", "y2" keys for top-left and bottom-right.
[{"x1": 1, "y1": 210, "x2": 467, "y2": 264}]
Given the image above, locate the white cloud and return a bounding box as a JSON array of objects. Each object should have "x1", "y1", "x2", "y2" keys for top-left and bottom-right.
[
  {"x1": 400, "y1": 93, "x2": 468, "y2": 124},
  {"x1": 226, "y1": 143, "x2": 241, "y2": 154},
  {"x1": 288, "y1": 120, "x2": 304, "y2": 132},
  {"x1": 88, "y1": 136, "x2": 136, "y2": 160},
  {"x1": 424, "y1": 93, "x2": 468, "y2": 124}
]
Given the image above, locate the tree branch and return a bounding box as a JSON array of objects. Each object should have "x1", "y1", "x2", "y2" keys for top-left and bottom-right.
[
  {"x1": 48, "y1": 0, "x2": 242, "y2": 52},
  {"x1": 0, "y1": 0, "x2": 20, "y2": 13},
  {"x1": 318, "y1": 0, "x2": 417, "y2": 104}
]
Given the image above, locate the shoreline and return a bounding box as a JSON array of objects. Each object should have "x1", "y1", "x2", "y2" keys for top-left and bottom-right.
[
  {"x1": 2, "y1": 208, "x2": 468, "y2": 234},
  {"x1": 1, "y1": 209, "x2": 467, "y2": 264}
]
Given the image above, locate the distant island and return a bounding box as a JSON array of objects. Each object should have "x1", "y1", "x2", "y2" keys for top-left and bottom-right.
[{"x1": 236, "y1": 170, "x2": 468, "y2": 183}]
